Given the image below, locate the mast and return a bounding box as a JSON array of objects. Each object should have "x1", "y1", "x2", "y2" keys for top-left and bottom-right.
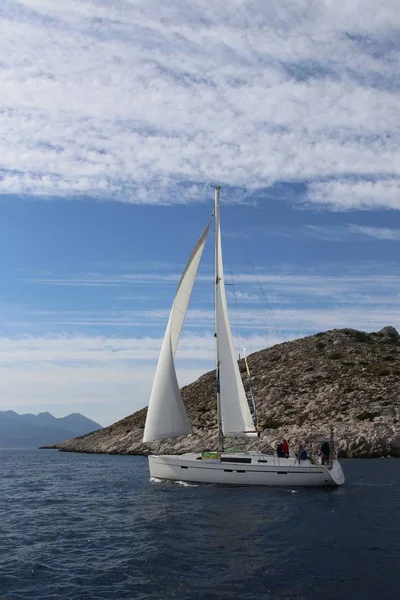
[{"x1": 213, "y1": 185, "x2": 223, "y2": 452}]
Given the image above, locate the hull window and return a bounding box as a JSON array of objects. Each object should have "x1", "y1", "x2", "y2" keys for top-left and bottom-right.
[{"x1": 221, "y1": 457, "x2": 251, "y2": 464}]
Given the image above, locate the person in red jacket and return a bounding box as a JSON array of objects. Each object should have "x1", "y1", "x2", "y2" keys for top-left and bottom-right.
[{"x1": 281, "y1": 439, "x2": 289, "y2": 457}]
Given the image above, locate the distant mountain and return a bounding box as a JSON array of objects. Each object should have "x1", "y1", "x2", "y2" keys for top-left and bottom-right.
[{"x1": 0, "y1": 410, "x2": 102, "y2": 448}]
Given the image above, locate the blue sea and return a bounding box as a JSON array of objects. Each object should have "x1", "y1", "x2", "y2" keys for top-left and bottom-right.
[{"x1": 0, "y1": 449, "x2": 399, "y2": 600}]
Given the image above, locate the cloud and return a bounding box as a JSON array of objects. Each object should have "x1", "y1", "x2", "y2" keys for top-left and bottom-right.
[
  {"x1": 22, "y1": 272, "x2": 184, "y2": 287},
  {"x1": 307, "y1": 180, "x2": 400, "y2": 211},
  {"x1": 3, "y1": 256, "x2": 400, "y2": 424},
  {"x1": 23, "y1": 269, "x2": 400, "y2": 290},
  {"x1": 303, "y1": 224, "x2": 400, "y2": 241},
  {"x1": 0, "y1": 332, "x2": 280, "y2": 365},
  {"x1": 1, "y1": 296, "x2": 399, "y2": 425},
  {"x1": 5, "y1": 284, "x2": 400, "y2": 332},
  {"x1": 16, "y1": 267, "x2": 400, "y2": 331},
  {"x1": 349, "y1": 225, "x2": 400, "y2": 240},
  {"x1": 0, "y1": 331, "x2": 277, "y2": 424},
  {"x1": 227, "y1": 290, "x2": 263, "y2": 302},
  {"x1": 0, "y1": 0, "x2": 399, "y2": 207}
]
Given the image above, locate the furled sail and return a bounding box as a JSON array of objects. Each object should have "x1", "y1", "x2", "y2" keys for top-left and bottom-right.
[
  {"x1": 143, "y1": 221, "x2": 211, "y2": 443},
  {"x1": 215, "y1": 220, "x2": 258, "y2": 438}
]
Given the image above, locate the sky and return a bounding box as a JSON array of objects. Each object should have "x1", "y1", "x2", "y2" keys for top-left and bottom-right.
[{"x1": 1, "y1": 0, "x2": 400, "y2": 426}]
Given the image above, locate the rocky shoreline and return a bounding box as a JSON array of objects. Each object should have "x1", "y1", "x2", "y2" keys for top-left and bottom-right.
[{"x1": 43, "y1": 326, "x2": 400, "y2": 458}]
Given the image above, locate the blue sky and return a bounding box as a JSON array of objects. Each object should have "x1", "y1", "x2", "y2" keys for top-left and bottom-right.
[{"x1": 1, "y1": 1, "x2": 400, "y2": 425}]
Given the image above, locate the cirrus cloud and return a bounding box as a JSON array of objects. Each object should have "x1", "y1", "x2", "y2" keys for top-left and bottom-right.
[{"x1": 0, "y1": 0, "x2": 399, "y2": 207}]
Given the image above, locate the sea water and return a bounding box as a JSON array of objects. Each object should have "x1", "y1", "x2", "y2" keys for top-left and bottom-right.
[{"x1": 0, "y1": 449, "x2": 398, "y2": 600}]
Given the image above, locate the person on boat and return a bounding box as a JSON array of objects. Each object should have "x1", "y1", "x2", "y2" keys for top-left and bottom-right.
[
  {"x1": 276, "y1": 442, "x2": 285, "y2": 457},
  {"x1": 296, "y1": 442, "x2": 308, "y2": 462},
  {"x1": 320, "y1": 441, "x2": 330, "y2": 465},
  {"x1": 299, "y1": 448, "x2": 308, "y2": 461},
  {"x1": 281, "y1": 439, "x2": 289, "y2": 457}
]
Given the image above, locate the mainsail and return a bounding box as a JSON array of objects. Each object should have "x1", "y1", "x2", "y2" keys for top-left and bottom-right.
[
  {"x1": 143, "y1": 221, "x2": 211, "y2": 443},
  {"x1": 215, "y1": 191, "x2": 257, "y2": 438}
]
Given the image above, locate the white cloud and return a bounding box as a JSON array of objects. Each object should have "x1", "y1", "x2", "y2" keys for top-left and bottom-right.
[
  {"x1": 23, "y1": 269, "x2": 400, "y2": 290},
  {"x1": 0, "y1": 0, "x2": 399, "y2": 207},
  {"x1": 2, "y1": 263, "x2": 400, "y2": 424},
  {"x1": 4, "y1": 301, "x2": 400, "y2": 338},
  {"x1": 1, "y1": 297, "x2": 399, "y2": 425},
  {"x1": 0, "y1": 331, "x2": 276, "y2": 425},
  {"x1": 307, "y1": 180, "x2": 400, "y2": 211},
  {"x1": 349, "y1": 225, "x2": 400, "y2": 240},
  {"x1": 23, "y1": 272, "x2": 184, "y2": 286},
  {"x1": 227, "y1": 290, "x2": 263, "y2": 302},
  {"x1": 0, "y1": 331, "x2": 281, "y2": 365},
  {"x1": 14, "y1": 270, "x2": 400, "y2": 334},
  {"x1": 303, "y1": 224, "x2": 400, "y2": 241}
]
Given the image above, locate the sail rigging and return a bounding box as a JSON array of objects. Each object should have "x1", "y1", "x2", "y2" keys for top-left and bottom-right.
[
  {"x1": 143, "y1": 220, "x2": 211, "y2": 443},
  {"x1": 242, "y1": 345, "x2": 258, "y2": 428},
  {"x1": 143, "y1": 187, "x2": 257, "y2": 446},
  {"x1": 214, "y1": 188, "x2": 258, "y2": 439}
]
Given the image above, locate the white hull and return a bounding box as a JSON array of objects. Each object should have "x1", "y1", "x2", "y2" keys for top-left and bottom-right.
[{"x1": 148, "y1": 452, "x2": 345, "y2": 487}]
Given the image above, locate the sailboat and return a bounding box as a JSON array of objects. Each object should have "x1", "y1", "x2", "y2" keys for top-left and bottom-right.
[{"x1": 143, "y1": 187, "x2": 345, "y2": 487}]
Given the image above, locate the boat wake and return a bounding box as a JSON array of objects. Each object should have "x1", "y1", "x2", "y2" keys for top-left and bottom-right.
[
  {"x1": 353, "y1": 481, "x2": 399, "y2": 487},
  {"x1": 149, "y1": 476, "x2": 198, "y2": 487},
  {"x1": 175, "y1": 480, "x2": 199, "y2": 487}
]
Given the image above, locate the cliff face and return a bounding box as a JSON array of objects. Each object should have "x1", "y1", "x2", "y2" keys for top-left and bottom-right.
[{"x1": 48, "y1": 326, "x2": 400, "y2": 458}]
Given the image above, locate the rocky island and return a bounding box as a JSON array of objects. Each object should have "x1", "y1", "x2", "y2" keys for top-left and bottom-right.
[{"x1": 46, "y1": 326, "x2": 400, "y2": 458}]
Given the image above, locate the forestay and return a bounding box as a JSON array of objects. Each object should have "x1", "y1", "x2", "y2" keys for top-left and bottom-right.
[{"x1": 143, "y1": 221, "x2": 211, "y2": 443}]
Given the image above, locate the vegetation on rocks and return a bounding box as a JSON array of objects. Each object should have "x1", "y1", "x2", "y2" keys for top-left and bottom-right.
[{"x1": 46, "y1": 326, "x2": 400, "y2": 458}]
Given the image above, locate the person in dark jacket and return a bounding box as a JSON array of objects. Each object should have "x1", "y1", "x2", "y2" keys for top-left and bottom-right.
[
  {"x1": 276, "y1": 442, "x2": 285, "y2": 457},
  {"x1": 321, "y1": 441, "x2": 330, "y2": 465}
]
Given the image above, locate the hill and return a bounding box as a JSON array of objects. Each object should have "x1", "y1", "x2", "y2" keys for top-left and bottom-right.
[
  {"x1": 0, "y1": 411, "x2": 102, "y2": 448},
  {"x1": 44, "y1": 326, "x2": 400, "y2": 458}
]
